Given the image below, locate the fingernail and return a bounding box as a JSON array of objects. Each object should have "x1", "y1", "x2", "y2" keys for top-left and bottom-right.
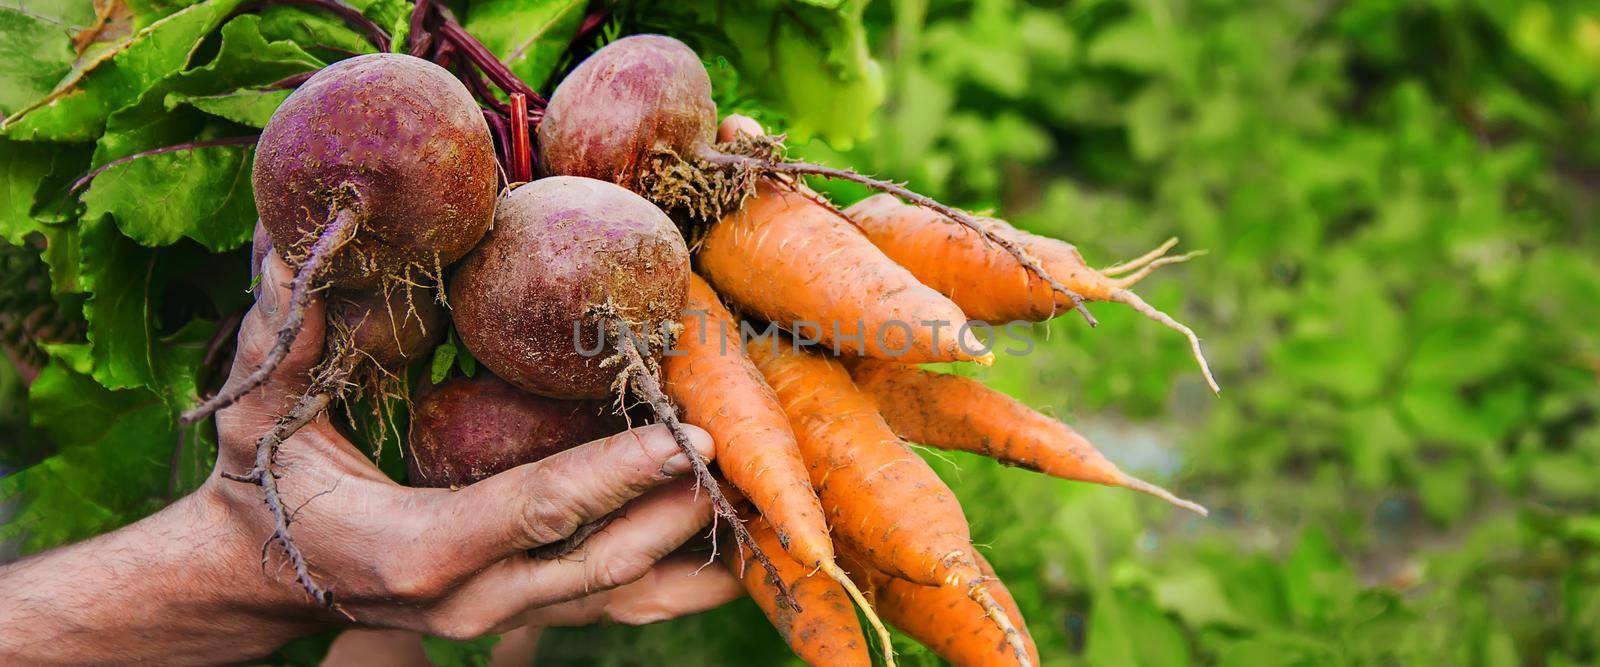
[
  {"x1": 257, "y1": 270, "x2": 280, "y2": 314},
  {"x1": 663, "y1": 451, "x2": 695, "y2": 476}
]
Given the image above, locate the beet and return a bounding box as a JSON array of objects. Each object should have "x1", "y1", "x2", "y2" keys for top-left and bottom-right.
[
  {"x1": 325, "y1": 286, "x2": 444, "y2": 374},
  {"x1": 538, "y1": 35, "x2": 717, "y2": 192},
  {"x1": 185, "y1": 53, "x2": 496, "y2": 425},
  {"x1": 250, "y1": 220, "x2": 443, "y2": 377},
  {"x1": 255, "y1": 52, "x2": 497, "y2": 288},
  {"x1": 450, "y1": 176, "x2": 690, "y2": 399},
  {"x1": 407, "y1": 372, "x2": 625, "y2": 488}
]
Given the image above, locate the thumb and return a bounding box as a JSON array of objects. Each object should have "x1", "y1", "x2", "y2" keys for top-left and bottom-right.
[
  {"x1": 216, "y1": 251, "x2": 328, "y2": 431},
  {"x1": 717, "y1": 115, "x2": 764, "y2": 143}
]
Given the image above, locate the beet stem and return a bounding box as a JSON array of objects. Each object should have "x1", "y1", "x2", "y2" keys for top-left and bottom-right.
[
  {"x1": 407, "y1": 0, "x2": 434, "y2": 56},
  {"x1": 509, "y1": 93, "x2": 532, "y2": 183},
  {"x1": 181, "y1": 207, "x2": 358, "y2": 424},
  {"x1": 435, "y1": 12, "x2": 547, "y2": 106},
  {"x1": 704, "y1": 151, "x2": 1098, "y2": 327},
  {"x1": 607, "y1": 319, "x2": 800, "y2": 611}
]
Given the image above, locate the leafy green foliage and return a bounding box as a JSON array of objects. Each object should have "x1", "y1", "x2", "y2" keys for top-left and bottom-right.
[
  {"x1": 421, "y1": 635, "x2": 502, "y2": 667},
  {"x1": 464, "y1": 0, "x2": 586, "y2": 91}
]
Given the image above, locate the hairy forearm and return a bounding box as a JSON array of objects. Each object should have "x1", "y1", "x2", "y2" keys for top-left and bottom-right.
[{"x1": 0, "y1": 491, "x2": 319, "y2": 665}]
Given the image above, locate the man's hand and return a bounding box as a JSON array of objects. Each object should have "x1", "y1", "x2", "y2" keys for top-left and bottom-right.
[{"x1": 0, "y1": 253, "x2": 741, "y2": 665}]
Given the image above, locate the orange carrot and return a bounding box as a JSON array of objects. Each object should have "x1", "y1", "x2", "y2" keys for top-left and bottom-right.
[
  {"x1": 840, "y1": 549, "x2": 1041, "y2": 667},
  {"x1": 849, "y1": 358, "x2": 1206, "y2": 515},
  {"x1": 698, "y1": 180, "x2": 992, "y2": 365},
  {"x1": 663, "y1": 276, "x2": 894, "y2": 662},
  {"x1": 845, "y1": 194, "x2": 1218, "y2": 392},
  {"x1": 725, "y1": 508, "x2": 872, "y2": 667},
  {"x1": 747, "y1": 336, "x2": 1031, "y2": 667}
]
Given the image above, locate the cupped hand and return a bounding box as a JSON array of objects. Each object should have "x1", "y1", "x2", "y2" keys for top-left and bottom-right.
[{"x1": 199, "y1": 251, "x2": 741, "y2": 640}]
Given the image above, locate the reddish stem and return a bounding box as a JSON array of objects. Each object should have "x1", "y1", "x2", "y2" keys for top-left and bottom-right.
[
  {"x1": 483, "y1": 110, "x2": 511, "y2": 185},
  {"x1": 510, "y1": 93, "x2": 532, "y2": 183},
  {"x1": 435, "y1": 15, "x2": 546, "y2": 106},
  {"x1": 407, "y1": 0, "x2": 434, "y2": 56}
]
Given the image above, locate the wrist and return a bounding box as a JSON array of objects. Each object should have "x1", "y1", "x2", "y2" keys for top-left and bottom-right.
[{"x1": 0, "y1": 489, "x2": 325, "y2": 665}]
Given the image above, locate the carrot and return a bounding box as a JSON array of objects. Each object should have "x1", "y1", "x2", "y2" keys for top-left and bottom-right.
[
  {"x1": 747, "y1": 336, "x2": 1031, "y2": 667},
  {"x1": 724, "y1": 507, "x2": 872, "y2": 667},
  {"x1": 845, "y1": 194, "x2": 1218, "y2": 392},
  {"x1": 840, "y1": 549, "x2": 1041, "y2": 667},
  {"x1": 698, "y1": 180, "x2": 993, "y2": 365},
  {"x1": 848, "y1": 358, "x2": 1206, "y2": 515},
  {"x1": 663, "y1": 275, "x2": 894, "y2": 663}
]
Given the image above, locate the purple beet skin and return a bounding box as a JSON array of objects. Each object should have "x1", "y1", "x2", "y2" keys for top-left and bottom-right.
[
  {"x1": 538, "y1": 35, "x2": 718, "y2": 190},
  {"x1": 408, "y1": 371, "x2": 626, "y2": 488},
  {"x1": 254, "y1": 52, "x2": 497, "y2": 289},
  {"x1": 449, "y1": 176, "x2": 690, "y2": 399}
]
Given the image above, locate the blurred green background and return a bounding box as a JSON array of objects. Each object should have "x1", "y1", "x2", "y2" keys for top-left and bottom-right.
[
  {"x1": 543, "y1": 0, "x2": 1600, "y2": 664},
  {"x1": 3, "y1": 0, "x2": 1598, "y2": 664}
]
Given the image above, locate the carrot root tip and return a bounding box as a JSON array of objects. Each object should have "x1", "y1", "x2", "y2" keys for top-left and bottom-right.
[
  {"x1": 1100, "y1": 236, "x2": 1180, "y2": 276},
  {"x1": 1118, "y1": 473, "x2": 1209, "y2": 517},
  {"x1": 971, "y1": 585, "x2": 1032, "y2": 667},
  {"x1": 1110, "y1": 288, "x2": 1220, "y2": 394},
  {"x1": 820, "y1": 561, "x2": 896, "y2": 667}
]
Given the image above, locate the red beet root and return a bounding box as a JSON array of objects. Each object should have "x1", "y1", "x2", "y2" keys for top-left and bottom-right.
[
  {"x1": 255, "y1": 52, "x2": 497, "y2": 288},
  {"x1": 407, "y1": 372, "x2": 625, "y2": 488},
  {"x1": 538, "y1": 35, "x2": 717, "y2": 193},
  {"x1": 450, "y1": 176, "x2": 690, "y2": 399},
  {"x1": 185, "y1": 52, "x2": 496, "y2": 424}
]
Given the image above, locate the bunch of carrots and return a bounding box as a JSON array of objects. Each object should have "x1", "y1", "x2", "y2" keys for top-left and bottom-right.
[{"x1": 663, "y1": 116, "x2": 1214, "y2": 667}]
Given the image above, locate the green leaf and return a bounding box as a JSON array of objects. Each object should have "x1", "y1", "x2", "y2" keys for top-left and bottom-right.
[
  {"x1": 0, "y1": 7, "x2": 78, "y2": 116},
  {"x1": 169, "y1": 87, "x2": 292, "y2": 127},
  {"x1": 1, "y1": 0, "x2": 247, "y2": 142},
  {"x1": 94, "y1": 14, "x2": 321, "y2": 165},
  {"x1": 73, "y1": 216, "x2": 217, "y2": 393},
  {"x1": 465, "y1": 0, "x2": 586, "y2": 91},
  {"x1": 1086, "y1": 16, "x2": 1177, "y2": 73},
  {"x1": 1151, "y1": 565, "x2": 1249, "y2": 628},
  {"x1": 255, "y1": 5, "x2": 374, "y2": 62},
  {"x1": 430, "y1": 336, "x2": 457, "y2": 384},
  {"x1": 82, "y1": 139, "x2": 256, "y2": 251},
  {"x1": 38, "y1": 222, "x2": 83, "y2": 295},
  {"x1": 76, "y1": 216, "x2": 159, "y2": 389},
  {"x1": 671, "y1": 0, "x2": 885, "y2": 146},
  {"x1": 1282, "y1": 527, "x2": 1356, "y2": 626},
  {"x1": 0, "y1": 140, "x2": 60, "y2": 244},
  {"x1": 1085, "y1": 590, "x2": 1192, "y2": 667},
  {"x1": 421, "y1": 635, "x2": 501, "y2": 667},
  {"x1": 0, "y1": 359, "x2": 180, "y2": 554}
]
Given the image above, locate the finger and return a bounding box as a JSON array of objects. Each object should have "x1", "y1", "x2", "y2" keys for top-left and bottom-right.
[
  {"x1": 523, "y1": 475, "x2": 717, "y2": 601},
  {"x1": 425, "y1": 477, "x2": 716, "y2": 635},
  {"x1": 428, "y1": 424, "x2": 714, "y2": 572},
  {"x1": 519, "y1": 554, "x2": 744, "y2": 628},
  {"x1": 214, "y1": 251, "x2": 328, "y2": 436},
  {"x1": 717, "y1": 114, "x2": 764, "y2": 142},
  {"x1": 250, "y1": 220, "x2": 271, "y2": 282}
]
